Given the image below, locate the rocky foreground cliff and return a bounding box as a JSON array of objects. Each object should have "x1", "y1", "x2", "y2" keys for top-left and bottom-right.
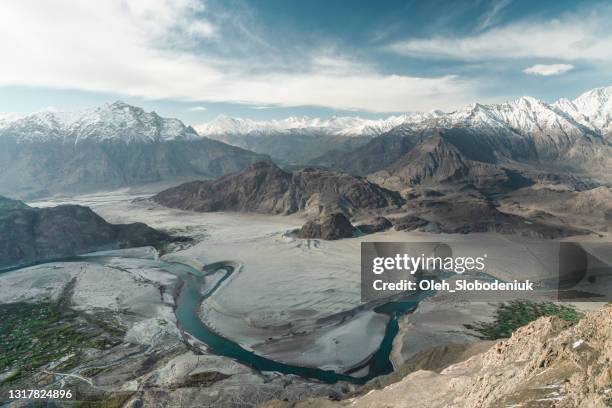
[
  {"x1": 262, "y1": 304, "x2": 612, "y2": 408},
  {"x1": 0, "y1": 196, "x2": 173, "y2": 269}
]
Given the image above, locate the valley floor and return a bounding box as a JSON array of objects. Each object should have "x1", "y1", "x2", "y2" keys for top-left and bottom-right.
[{"x1": 0, "y1": 188, "x2": 609, "y2": 407}]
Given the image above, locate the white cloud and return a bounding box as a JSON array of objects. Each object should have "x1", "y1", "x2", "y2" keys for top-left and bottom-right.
[
  {"x1": 523, "y1": 64, "x2": 574, "y2": 76},
  {"x1": 187, "y1": 105, "x2": 208, "y2": 112},
  {"x1": 388, "y1": 14, "x2": 612, "y2": 61},
  {"x1": 0, "y1": 0, "x2": 480, "y2": 112},
  {"x1": 186, "y1": 20, "x2": 216, "y2": 39}
]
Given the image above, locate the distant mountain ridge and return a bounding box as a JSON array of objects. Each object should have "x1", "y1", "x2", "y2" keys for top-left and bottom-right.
[
  {"x1": 194, "y1": 86, "x2": 612, "y2": 168},
  {"x1": 192, "y1": 114, "x2": 434, "y2": 164},
  {"x1": 194, "y1": 114, "x2": 424, "y2": 138},
  {"x1": 195, "y1": 87, "x2": 612, "y2": 140}
]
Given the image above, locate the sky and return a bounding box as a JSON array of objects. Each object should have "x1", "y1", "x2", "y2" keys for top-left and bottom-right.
[{"x1": 1, "y1": 0, "x2": 611, "y2": 125}]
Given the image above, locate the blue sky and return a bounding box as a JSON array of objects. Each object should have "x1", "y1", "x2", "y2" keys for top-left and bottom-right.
[{"x1": 1, "y1": 0, "x2": 611, "y2": 124}]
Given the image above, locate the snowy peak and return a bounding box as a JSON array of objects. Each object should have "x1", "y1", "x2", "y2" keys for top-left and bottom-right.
[
  {"x1": 0, "y1": 110, "x2": 67, "y2": 142},
  {"x1": 559, "y1": 86, "x2": 612, "y2": 135},
  {"x1": 197, "y1": 86, "x2": 612, "y2": 142},
  {"x1": 1, "y1": 86, "x2": 611, "y2": 145},
  {"x1": 69, "y1": 100, "x2": 198, "y2": 143},
  {"x1": 395, "y1": 93, "x2": 601, "y2": 142},
  {"x1": 0, "y1": 101, "x2": 199, "y2": 143},
  {"x1": 194, "y1": 113, "x2": 429, "y2": 137}
]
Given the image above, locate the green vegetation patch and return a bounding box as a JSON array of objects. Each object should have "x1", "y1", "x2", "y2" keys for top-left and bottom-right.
[
  {"x1": 465, "y1": 300, "x2": 583, "y2": 340},
  {"x1": 0, "y1": 301, "x2": 125, "y2": 384}
]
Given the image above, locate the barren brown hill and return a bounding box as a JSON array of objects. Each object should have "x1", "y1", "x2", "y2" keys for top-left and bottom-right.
[{"x1": 153, "y1": 162, "x2": 404, "y2": 217}]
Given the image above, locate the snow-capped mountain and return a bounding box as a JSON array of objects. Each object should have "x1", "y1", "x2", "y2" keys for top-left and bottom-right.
[
  {"x1": 194, "y1": 112, "x2": 446, "y2": 163},
  {"x1": 412, "y1": 97, "x2": 594, "y2": 137},
  {"x1": 317, "y1": 87, "x2": 612, "y2": 179},
  {"x1": 196, "y1": 87, "x2": 612, "y2": 140},
  {"x1": 554, "y1": 87, "x2": 612, "y2": 138},
  {"x1": 68, "y1": 101, "x2": 199, "y2": 143},
  {"x1": 194, "y1": 87, "x2": 611, "y2": 165},
  {"x1": 0, "y1": 102, "x2": 266, "y2": 197},
  {"x1": 0, "y1": 87, "x2": 610, "y2": 197},
  {"x1": 195, "y1": 112, "x2": 442, "y2": 138},
  {"x1": 0, "y1": 110, "x2": 67, "y2": 142},
  {"x1": 0, "y1": 101, "x2": 200, "y2": 143}
]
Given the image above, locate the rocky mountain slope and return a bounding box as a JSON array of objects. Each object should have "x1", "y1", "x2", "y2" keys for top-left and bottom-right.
[
  {"x1": 153, "y1": 162, "x2": 404, "y2": 217},
  {"x1": 368, "y1": 134, "x2": 529, "y2": 193},
  {"x1": 0, "y1": 102, "x2": 268, "y2": 198},
  {"x1": 263, "y1": 304, "x2": 612, "y2": 408},
  {"x1": 0, "y1": 196, "x2": 172, "y2": 270}
]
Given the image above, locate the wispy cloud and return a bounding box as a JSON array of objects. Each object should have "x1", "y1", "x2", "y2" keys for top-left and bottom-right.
[
  {"x1": 0, "y1": 0, "x2": 481, "y2": 112},
  {"x1": 476, "y1": 0, "x2": 512, "y2": 31},
  {"x1": 523, "y1": 64, "x2": 574, "y2": 76},
  {"x1": 187, "y1": 105, "x2": 208, "y2": 112},
  {"x1": 387, "y1": 11, "x2": 612, "y2": 61}
]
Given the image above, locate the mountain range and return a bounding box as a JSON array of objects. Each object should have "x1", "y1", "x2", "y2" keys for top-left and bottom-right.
[
  {"x1": 197, "y1": 87, "x2": 612, "y2": 177},
  {"x1": 197, "y1": 87, "x2": 612, "y2": 142},
  {"x1": 1, "y1": 86, "x2": 610, "y2": 199},
  {"x1": 193, "y1": 113, "x2": 439, "y2": 164},
  {"x1": 0, "y1": 102, "x2": 267, "y2": 198}
]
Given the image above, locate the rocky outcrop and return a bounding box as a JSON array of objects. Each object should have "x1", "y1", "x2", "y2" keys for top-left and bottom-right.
[
  {"x1": 392, "y1": 214, "x2": 430, "y2": 231},
  {"x1": 0, "y1": 196, "x2": 172, "y2": 270},
  {"x1": 261, "y1": 304, "x2": 612, "y2": 408},
  {"x1": 355, "y1": 217, "x2": 393, "y2": 234},
  {"x1": 297, "y1": 213, "x2": 357, "y2": 240},
  {"x1": 395, "y1": 192, "x2": 589, "y2": 238},
  {"x1": 153, "y1": 162, "x2": 404, "y2": 217}
]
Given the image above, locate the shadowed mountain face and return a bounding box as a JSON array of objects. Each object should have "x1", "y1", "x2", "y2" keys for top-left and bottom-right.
[
  {"x1": 368, "y1": 135, "x2": 533, "y2": 194},
  {"x1": 0, "y1": 102, "x2": 269, "y2": 198},
  {"x1": 153, "y1": 162, "x2": 404, "y2": 216},
  {"x1": 312, "y1": 127, "x2": 543, "y2": 179},
  {"x1": 0, "y1": 196, "x2": 172, "y2": 270},
  {"x1": 316, "y1": 124, "x2": 611, "y2": 195}
]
